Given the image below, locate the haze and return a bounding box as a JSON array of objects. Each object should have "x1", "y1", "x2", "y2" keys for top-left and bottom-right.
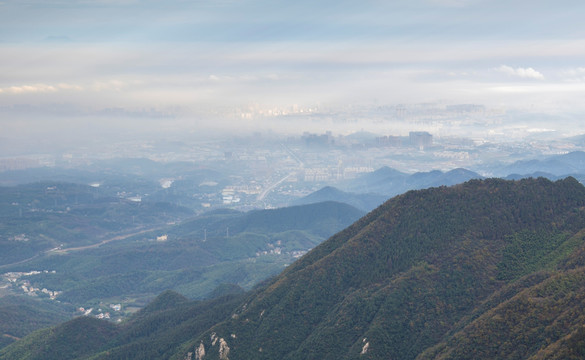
[{"x1": 2, "y1": 0, "x2": 585, "y2": 153}]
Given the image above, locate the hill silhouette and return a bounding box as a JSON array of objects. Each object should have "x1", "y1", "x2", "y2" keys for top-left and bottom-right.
[
  {"x1": 292, "y1": 186, "x2": 387, "y2": 212},
  {"x1": 343, "y1": 166, "x2": 483, "y2": 196}
]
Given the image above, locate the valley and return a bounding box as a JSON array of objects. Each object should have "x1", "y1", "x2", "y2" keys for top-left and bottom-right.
[
  {"x1": 3, "y1": 134, "x2": 585, "y2": 357},
  {"x1": 4, "y1": 0, "x2": 585, "y2": 358},
  {"x1": 4, "y1": 177, "x2": 585, "y2": 359}
]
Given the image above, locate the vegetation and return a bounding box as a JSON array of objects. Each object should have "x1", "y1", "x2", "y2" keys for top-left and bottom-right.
[
  {"x1": 5, "y1": 177, "x2": 585, "y2": 359},
  {"x1": 0, "y1": 189, "x2": 362, "y2": 349},
  {"x1": 0, "y1": 316, "x2": 120, "y2": 360},
  {"x1": 0, "y1": 296, "x2": 73, "y2": 349},
  {"x1": 0, "y1": 292, "x2": 245, "y2": 360},
  {"x1": 185, "y1": 177, "x2": 585, "y2": 360},
  {"x1": 2, "y1": 200, "x2": 362, "y2": 307},
  {"x1": 0, "y1": 181, "x2": 194, "y2": 266}
]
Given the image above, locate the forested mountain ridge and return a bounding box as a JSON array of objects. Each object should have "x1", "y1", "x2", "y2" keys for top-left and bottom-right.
[
  {"x1": 184, "y1": 177, "x2": 585, "y2": 360},
  {"x1": 0, "y1": 198, "x2": 364, "y2": 350},
  {"x1": 4, "y1": 177, "x2": 585, "y2": 360}
]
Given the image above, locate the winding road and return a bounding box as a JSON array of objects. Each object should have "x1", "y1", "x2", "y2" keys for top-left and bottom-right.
[{"x1": 0, "y1": 226, "x2": 166, "y2": 270}]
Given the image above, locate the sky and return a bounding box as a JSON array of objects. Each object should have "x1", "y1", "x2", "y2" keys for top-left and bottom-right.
[{"x1": 2, "y1": 0, "x2": 585, "y2": 145}]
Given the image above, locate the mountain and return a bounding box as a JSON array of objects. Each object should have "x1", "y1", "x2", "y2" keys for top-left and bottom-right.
[
  {"x1": 343, "y1": 166, "x2": 408, "y2": 195},
  {"x1": 0, "y1": 162, "x2": 231, "y2": 211},
  {"x1": 2, "y1": 201, "x2": 363, "y2": 308},
  {"x1": 5, "y1": 177, "x2": 585, "y2": 359},
  {"x1": 0, "y1": 200, "x2": 363, "y2": 349},
  {"x1": 498, "y1": 151, "x2": 585, "y2": 177},
  {"x1": 292, "y1": 186, "x2": 387, "y2": 212},
  {"x1": 186, "y1": 177, "x2": 585, "y2": 360},
  {"x1": 0, "y1": 292, "x2": 245, "y2": 360},
  {"x1": 0, "y1": 181, "x2": 194, "y2": 266},
  {"x1": 0, "y1": 296, "x2": 73, "y2": 349},
  {"x1": 343, "y1": 166, "x2": 483, "y2": 196}
]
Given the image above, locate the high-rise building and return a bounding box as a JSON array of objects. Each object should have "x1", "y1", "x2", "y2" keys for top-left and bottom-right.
[{"x1": 409, "y1": 131, "x2": 432, "y2": 150}]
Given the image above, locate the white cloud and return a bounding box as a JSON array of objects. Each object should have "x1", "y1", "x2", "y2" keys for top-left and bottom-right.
[
  {"x1": 560, "y1": 67, "x2": 585, "y2": 82},
  {"x1": 0, "y1": 83, "x2": 84, "y2": 94},
  {"x1": 495, "y1": 65, "x2": 545, "y2": 80},
  {"x1": 91, "y1": 80, "x2": 130, "y2": 92},
  {"x1": 56, "y1": 83, "x2": 84, "y2": 91},
  {"x1": 0, "y1": 84, "x2": 57, "y2": 94}
]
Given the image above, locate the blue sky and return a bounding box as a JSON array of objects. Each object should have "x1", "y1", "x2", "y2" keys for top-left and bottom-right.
[{"x1": 2, "y1": 0, "x2": 585, "y2": 139}]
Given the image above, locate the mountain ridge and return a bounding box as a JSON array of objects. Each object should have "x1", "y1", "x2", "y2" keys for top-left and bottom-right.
[
  {"x1": 4, "y1": 177, "x2": 585, "y2": 359},
  {"x1": 182, "y1": 177, "x2": 585, "y2": 359}
]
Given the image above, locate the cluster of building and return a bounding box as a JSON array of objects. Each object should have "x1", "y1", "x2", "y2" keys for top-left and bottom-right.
[
  {"x1": 375, "y1": 131, "x2": 433, "y2": 150},
  {"x1": 221, "y1": 188, "x2": 242, "y2": 205},
  {"x1": 256, "y1": 247, "x2": 282, "y2": 257},
  {"x1": 301, "y1": 166, "x2": 374, "y2": 182},
  {"x1": 78, "y1": 303, "x2": 122, "y2": 320},
  {"x1": 20, "y1": 284, "x2": 61, "y2": 300},
  {"x1": 254, "y1": 241, "x2": 311, "y2": 259},
  {"x1": 8, "y1": 234, "x2": 29, "y2": 242},
  {"x1": 3, "y1": 271, "x2": 61, "y2": 300}
]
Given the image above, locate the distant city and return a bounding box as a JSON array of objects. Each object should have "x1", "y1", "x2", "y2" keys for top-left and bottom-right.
[{"x1": 2, "y1": 102, "x2": 583, "y2": 212}]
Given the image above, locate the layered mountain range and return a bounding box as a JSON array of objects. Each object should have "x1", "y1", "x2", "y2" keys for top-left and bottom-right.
[{"x1": 4, "y1": 177, "x2": 585, "y2": 359}]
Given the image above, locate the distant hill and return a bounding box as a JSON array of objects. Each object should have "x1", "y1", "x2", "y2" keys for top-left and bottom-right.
[
  {"x1": 9, "y1": 177, "x2": 585, "y2": 359},
  {"x1": 0, "y1": 296, "x2": 73, "y2": 349},
  {"x1": 343, "y1": 166, "x2": 483, "y2": 196},
  {"x1": 0, "y1": 316, "x2": 120, "y2": 360},
  {"x1": 292, "y1": 186, "x2": 387, "y2": 212},
  {"x1": 0, "y1": 161, "x2": 231, "y2": 211},
  {"x1": 498, "y1": 151, "x2": 585, "y2": 177},
  {"x1": 0, "y1": 181, "x2": 194, "y2": 266},
  {"x1": 343, "y1": 131, "x2": 380, "y2": 142},
  {"x1": 1, "y1": 292, "x2": 245, "y2": 360},
  {"x1": 3, "y1": 201, "x2": 364, "y2": 307},
  {"x1": 346, "y1": 166, "x2": 408, "y2": 194}
]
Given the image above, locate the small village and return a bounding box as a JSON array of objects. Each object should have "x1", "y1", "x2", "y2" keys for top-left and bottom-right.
[
  {"x1": 1, "y1": 270, "x2": 126, "y2": 322},
  {"x1": 2, "y1": 270, "x2": 61, "y2": 300}
]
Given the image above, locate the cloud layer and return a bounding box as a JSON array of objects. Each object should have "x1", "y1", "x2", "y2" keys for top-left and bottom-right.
[{"x1": 2, "y1": 0, "x2": 585, "y2": 140}]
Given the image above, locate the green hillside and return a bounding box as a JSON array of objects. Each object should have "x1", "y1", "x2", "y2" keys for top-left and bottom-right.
[
  {"x1": 5, "y1": 177, "x2": 585, "y2": 359},
  {"x1": 0, "y1": 292, "x2": 245, "y2": 360},
  {"x1": 186, "y1": 177, "x2": 585, "y2": 360},
  {"x1": 5, "y1": 201, "x2": 363, "y2": 305},
  {"x1": 0, "y1": 182, "x2": 194, "y2": 266},
  {"x1": 0, "y1": 195, "x2": 363, "y2": 350},
  {"x1": 0, "y1": 296, "x2": 73, "y2": 349}
]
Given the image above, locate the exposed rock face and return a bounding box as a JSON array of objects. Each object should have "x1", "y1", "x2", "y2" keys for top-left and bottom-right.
[
  {"x1": 195, "y1": 342, "x2": 205, "y2": 360},
  {"x1": 361, "y1": 338, "x2": 370, "y2": 355},
  {"x1": 219, "y1": 338, "x2": 230, "y2": 360}
]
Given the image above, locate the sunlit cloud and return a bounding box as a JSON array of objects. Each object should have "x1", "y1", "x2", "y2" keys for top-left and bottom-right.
[
  {"x1": 0, "y1": 83, "x2": 83, "y2": 94},
  {"x1": 495, "y1": 65, "x2": 545, "y2": 80}
]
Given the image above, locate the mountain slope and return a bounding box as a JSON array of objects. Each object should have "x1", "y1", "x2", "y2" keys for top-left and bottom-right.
[
  {"x1": 0, "y1": 296, "x2": 73, "y2": 348},
  {"x1": 0, "y1": 316, "x2": 120, "y2": 360},
  {"x1": 292, "y1": 186, "x2": 387, "y2": 212},
  {"x1": 498, "y1": 151, "x2": 585, "y2": 177},
  {"x1": 0, "y1": 181, "x2": 194, "y2": 266},
  {"x1": 343, "y1": 166, "x2": 483, "y2": 196},
  {"x1": 6, "y1": 177, "x2": 585, "y2": 360},
  {"x1": 182, "y1": 177, "x2": 585, "y2": 360},
  {"x1": 4, "y1": 201, "x2": 364, "y2": 309},
  {"x1": 0, "y1": 292, "x2": 245, "y2": 360}
]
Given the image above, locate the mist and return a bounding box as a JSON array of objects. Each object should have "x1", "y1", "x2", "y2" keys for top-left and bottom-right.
[{"x1": 2, "y1": 0, "x2": 585, "y2": 154}]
